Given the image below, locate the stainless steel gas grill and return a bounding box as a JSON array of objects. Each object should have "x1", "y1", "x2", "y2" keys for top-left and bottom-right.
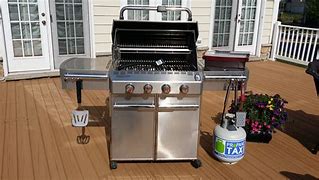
[{"x1": 60, "y1": 6, "x2": 249, "y2": 170}]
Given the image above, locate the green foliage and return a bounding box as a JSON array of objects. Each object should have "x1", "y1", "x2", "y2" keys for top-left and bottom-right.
[
  {"x1": 305, "y1": 0, "x2": 319, "y2": 28},
  {"x1": 278, "y1": 12, "x2": 303, "y2": 26}
]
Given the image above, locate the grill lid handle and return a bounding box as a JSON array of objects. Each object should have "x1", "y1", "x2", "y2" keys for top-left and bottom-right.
[{"x1": 119, "y1": 6, "x2": 192, "y2": 21}]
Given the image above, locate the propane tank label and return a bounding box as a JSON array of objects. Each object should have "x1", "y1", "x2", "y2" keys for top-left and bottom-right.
[{"x1": 214, "y1": 136, "x2": 245, "y2": 159}]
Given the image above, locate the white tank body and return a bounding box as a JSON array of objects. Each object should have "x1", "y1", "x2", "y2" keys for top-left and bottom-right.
[{"x1": 213, "y1": 124, "x2": 246, "y2": 164}]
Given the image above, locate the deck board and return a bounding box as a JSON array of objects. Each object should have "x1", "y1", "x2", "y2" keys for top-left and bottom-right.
[
  {"x1": 16, "y1": 80, "x2": 34, "y2": 179},
  {"x1": 2, "y1": 82, "x2": 18, "y2": 180},
  {"x1": 0, "y1": 82, "x2": 7, "y2": 178},
  {"x1": 0, "y1": 61, "x2": 319, "y2": 179},
  {"x1": 24, "y1": 80, "x2": 51, "y2": 180}
]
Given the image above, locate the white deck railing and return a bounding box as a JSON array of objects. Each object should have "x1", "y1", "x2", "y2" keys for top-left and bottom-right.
[{"x1": 271, "y1": 22, "x2": 319, "y2": 65}]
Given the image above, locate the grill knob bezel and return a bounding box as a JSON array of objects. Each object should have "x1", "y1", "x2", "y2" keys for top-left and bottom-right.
[
  {"x1": 125, "y1": 84, "x2": 135, "y2": 94},
  {"x1": 161, "y1": 84, "x2": 171, "y2": 94},
  {"x1": 144, "y1": 84, "x2": 153, "y2": 94},
  {"x1": 180, "y1": 84, "x2": 189, "y2": 94}
]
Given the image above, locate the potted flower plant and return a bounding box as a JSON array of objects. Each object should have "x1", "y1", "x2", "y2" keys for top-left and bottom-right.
[{"x1": 229, "y1": 92, "x2": 288, "y2": 143}]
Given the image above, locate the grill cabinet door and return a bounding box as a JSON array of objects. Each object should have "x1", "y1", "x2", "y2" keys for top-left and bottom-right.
[
  {"x1": 157, "y1": 97, "x2": 200, "y2": 160},
  {"x1": 111, "y1": 98, "x2": 155, "y2": 161}
]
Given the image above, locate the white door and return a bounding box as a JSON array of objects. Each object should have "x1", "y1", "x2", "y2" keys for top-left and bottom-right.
[
  {"x1": 50, "y1": 0, "x2": 91, "y2": 69},
  {"x1": 211, "y1": 0, "x2": 237, "y2": 51},
  {"x1": 211, "y1": 0, "x2": 261, "y2": 55},
  {"x1": 1, "y1": 0, "x2": 51, "y2": 72},
  {"x1": 234, "y1": 0, "x2": 261, "y2": 53}
]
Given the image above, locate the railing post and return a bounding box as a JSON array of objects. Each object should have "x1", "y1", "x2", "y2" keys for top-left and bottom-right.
[{"x1": 270, "y1": 21, "x2": 281, "y2": 60}]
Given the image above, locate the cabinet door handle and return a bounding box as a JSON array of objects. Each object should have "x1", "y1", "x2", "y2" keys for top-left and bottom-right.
[{"x1": 113, "y1": 104, "x2": 155, "y2": 109}]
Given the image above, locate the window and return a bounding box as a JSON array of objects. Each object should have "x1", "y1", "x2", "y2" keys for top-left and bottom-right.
[
  {"x1": 123, "y1": 0, "x2": 188, "y2": 21},
  {"x1": 212, "y1": 0, "x2": 232, "y2": 47},
  {"x1": 162, "y1": 0, "x2": 182, "y2": 21},
  {"x1": 127, "y1": 0, "x2": 149, "y2": 20},
  {"x1": 55, "y1": 0, "x2": 85, "y2": 55}
]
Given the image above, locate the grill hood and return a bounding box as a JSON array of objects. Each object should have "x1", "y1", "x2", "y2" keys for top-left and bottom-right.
[{"x1": 111, "y1": 20, "x2": 199, "y2": 43}]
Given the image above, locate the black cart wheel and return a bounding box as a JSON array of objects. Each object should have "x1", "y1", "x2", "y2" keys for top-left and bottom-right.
[
  {"x1": 110, "y1": 161, "x2": 117, "y2": 169},
  {"x1": 191, "y1": 159, "x2": 202, "y2": 168},
  {"x1": 311, "y1": 144, "x2": 319, "y2": 154}
]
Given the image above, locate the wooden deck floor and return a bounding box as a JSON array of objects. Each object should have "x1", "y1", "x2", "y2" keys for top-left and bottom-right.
[{"x1": 0, "y1": 61, "x2": 319, "y2": 179}]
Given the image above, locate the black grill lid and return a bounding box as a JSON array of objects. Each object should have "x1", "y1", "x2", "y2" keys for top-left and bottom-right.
[{"x1": 111, "y1": 20, "x2": 199, "y2": 43}]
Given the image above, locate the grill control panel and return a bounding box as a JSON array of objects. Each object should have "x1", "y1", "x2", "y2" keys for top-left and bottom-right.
[{"x1": 110, "y1": 71, "x2": 203, "y2": 95}]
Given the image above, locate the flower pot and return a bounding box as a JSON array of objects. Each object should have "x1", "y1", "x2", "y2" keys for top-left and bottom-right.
[{"x1": 246, "y1": 131, "x2": 272, "y2": 143}]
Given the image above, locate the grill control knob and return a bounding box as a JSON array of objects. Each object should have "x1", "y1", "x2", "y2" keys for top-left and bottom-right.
[
  {"x1": 180, "y1": 84, "x2": 189, "y2": 94},
  {"x1": 144, "y1": 84, "x2": 153, "y2": 94},
  {"x1": 161, "y1": 84, "x2": 171, "y2": 94},
  {"x1": 125, "y1": 84, "x2": 135, "y2": 94}
]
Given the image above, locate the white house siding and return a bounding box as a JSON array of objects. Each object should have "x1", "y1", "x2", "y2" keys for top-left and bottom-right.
[
  {"x1": 191, "y1": 0, "x2": 211, "y2": 48},
  {"x1": 261, "y1": 0, "x2": 274, "y2": 45},
  {"x1": 91, "y1": 0, "x2": 275, "y2": 55},
  {"x1": 92, "y1": 0, "x2": 212, "y2": 55},
  {"x1": 93, "y1": 0, "x2": 120, "y2": 55}
]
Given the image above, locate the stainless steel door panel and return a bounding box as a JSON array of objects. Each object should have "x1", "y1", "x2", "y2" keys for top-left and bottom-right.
[
  {"x1": 111, "y1": 109, "x2": 155, "y2": 160},
  {"x1": 157, "y1": 108, "x2": 200, "y2": 160}
]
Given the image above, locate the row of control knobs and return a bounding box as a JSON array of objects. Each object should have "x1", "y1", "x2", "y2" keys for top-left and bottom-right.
[{"x1": 125, "y1": 84, "x2": 189, "y2": 94}]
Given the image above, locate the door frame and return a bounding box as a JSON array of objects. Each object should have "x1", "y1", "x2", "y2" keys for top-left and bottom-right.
[
  {"x1": 0, "y1": 6, "x2": 9, "y2": 77},
  {"x1": 233, "y1": 0, "x2": 262, "y2": 53},
  {"x1": 49, "y1": 0, "x2": 93, "y2": 69},
  {"x1": 208, "y1": 0, "x2": 266, "y2": 56},
  {"x1": 0, "y1": 0, "x2": 54, "y2": 73},
  {"x1": 0, "y1": 0, "x2": 95, "y2": 77}
]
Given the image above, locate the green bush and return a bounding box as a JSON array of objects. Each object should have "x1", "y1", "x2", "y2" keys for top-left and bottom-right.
[{"x1": 305, "y1": 0, "x2": 319, "y2": 28}]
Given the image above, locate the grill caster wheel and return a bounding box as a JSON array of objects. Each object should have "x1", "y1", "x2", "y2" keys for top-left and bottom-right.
[
  {"x1": 110, "y1": 161, "x2": 117, "y2": 169},
  {"x1": 191, "y1": 159, "x2": 202, "y2": 168},
  {"x1": 311, "y1": 144, "x2": 319, "y2": 154}
]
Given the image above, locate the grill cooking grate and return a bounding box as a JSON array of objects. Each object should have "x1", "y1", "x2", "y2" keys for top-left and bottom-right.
[
  {"x1": 115, "y1": 54, "x2": 197, "y2": 71},
  {"x1": 117, "y1": 59, "x2": 195, "y2": 71},
  {"x1": 119, "y1": 43, "x2": 188, "y2": 49}
]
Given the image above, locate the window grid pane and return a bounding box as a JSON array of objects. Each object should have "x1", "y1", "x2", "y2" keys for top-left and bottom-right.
[
  {"x1": 55, "y1": 0, "x2": 85, "y2": 55},
  {"x1": 162, "y1": 0, "x2": 182, "y2": 21},
  {"x1": 8, "y1": 1, "x2": 42, "y2": 57},
  {"x1": 212, "y1": 0, "x2": 232, "y2": 47},
  {"x1": 127, "y1": 0, "x2": 149, "y2": 20},
  {"x1": 238, "y1": 0, "x2": 257, "y2": 46}
]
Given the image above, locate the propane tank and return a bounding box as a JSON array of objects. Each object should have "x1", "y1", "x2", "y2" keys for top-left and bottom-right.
[{"x1": 213, "y1": 113, "x2": 246, "y2": 164}]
